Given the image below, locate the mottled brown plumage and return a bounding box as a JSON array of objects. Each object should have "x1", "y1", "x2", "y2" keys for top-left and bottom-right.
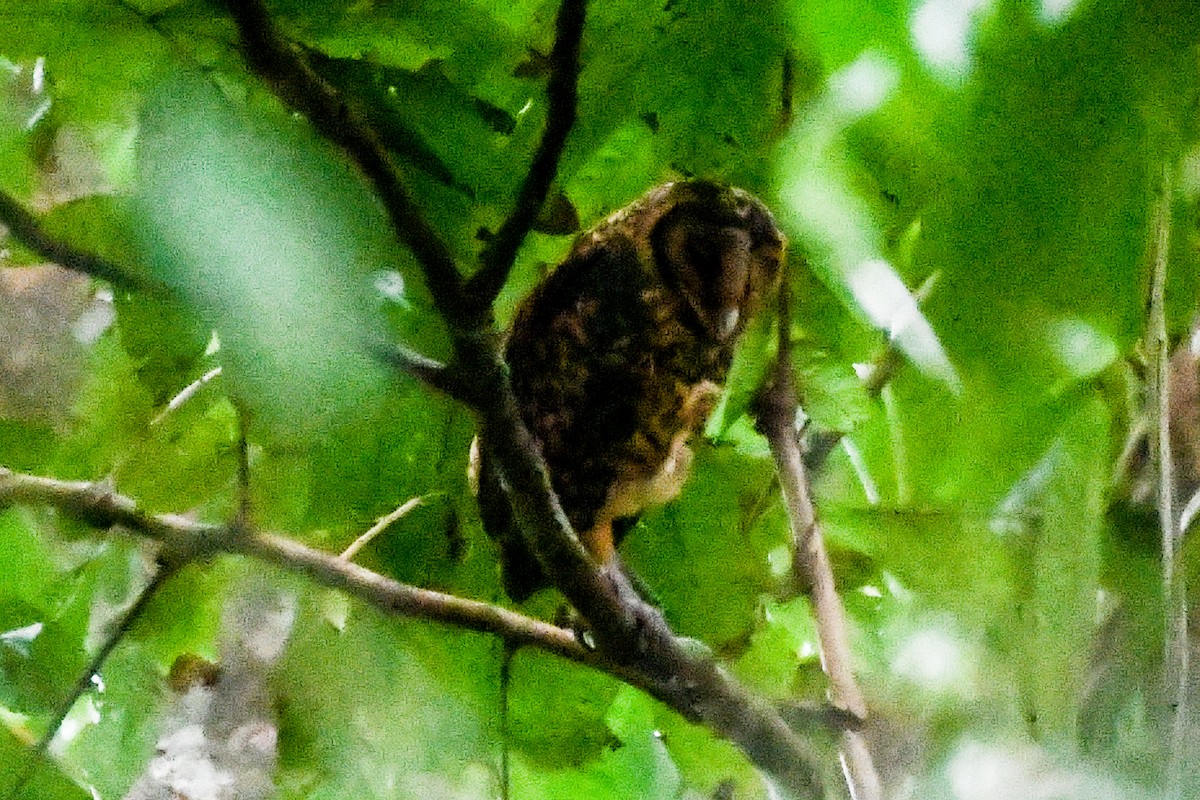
[{"x1": 477, "y1": 180, "x2": 785, "y2": 601}]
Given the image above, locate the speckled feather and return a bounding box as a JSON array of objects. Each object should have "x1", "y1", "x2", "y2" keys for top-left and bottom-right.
[{"x1": 477, "y1": 181, "x2": 785, "y2": 601}]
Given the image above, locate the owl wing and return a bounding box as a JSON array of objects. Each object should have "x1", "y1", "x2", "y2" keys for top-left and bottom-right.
[{"x1": 479, "y1": 233, "x2": 651, "y2": 601}]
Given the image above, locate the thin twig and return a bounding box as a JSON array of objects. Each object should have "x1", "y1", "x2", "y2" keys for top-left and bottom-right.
[
  {"x1": 368, "y1": 341, "x2": 474, "y2": 401},
  {"x1": 8, "y1": 564, "x2": 179, "y2": 800},
  {"x1": 755, "y1": 257, "x2": 882, "y2": 800},
  {"x1": 340, "y1": 495, "x2": 425, "y2": 561},
  {"x1": 235, "y1": 402, "x2": 252, "y2": 527},
  {"x1": 466, "y1": 0, "x2": 586, "y2": 312},
  {"x1": 0, "y1": 189, "x2": 163, "y2": 295},
  {"x1": 499, "y1": 641, "x2": 515, "y2": 800},
  {"x1": 150, "y1": 367, "x2": 223, "y2": 426},
  {"x1": 222, "y1": 0, "x2": 470, "y2": 327},
  {"x1": 1146, "y1": 164, "x2": 1188, "y2": 798}
]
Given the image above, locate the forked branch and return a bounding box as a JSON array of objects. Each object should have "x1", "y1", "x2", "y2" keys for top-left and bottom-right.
[
  {"x1": 224, "y1": 0, "x2": 828, "y2": 794},
  {"x1": 0, "y1": 189, "x2": 163, "y2": 294},
  {"x1": 466, "y1": 0, "x2": 587, "y2": 312}
]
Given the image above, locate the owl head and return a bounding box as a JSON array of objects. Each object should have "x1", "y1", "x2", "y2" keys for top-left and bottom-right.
[{"x1": 649, "y1": 181, "x2": 785, "y2": 342}]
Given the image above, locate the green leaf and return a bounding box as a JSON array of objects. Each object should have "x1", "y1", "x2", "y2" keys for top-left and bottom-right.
[
  {"x1": 732, "y1": 596, "x2": 821, "y2": 699},
  {"x1": 624, "y1": 445, "x2": 784, "y2": 645},
  {"x1": 507, "y1": 650, "x2": 621, "y2": 768},
  {"x1": 59, "y1": 643, "x2": 164, "y2": 798},
  {"x1": 793, "y1": 345, "x2": 873, "y2": 434},
  {"x1": 0, "y1": 0, "x2": 172, "y2": 188},
  {"x1": 512, "y1": 687, "x2": 680, "y2": 800},
  {"x1": 135, "y1": 73, "x2": 393, "y2": 446},
  {"x1": 652, "y1": 703, "x2": 768, "y2": 800},
  {"x1": 0, "y1": 420, "x2": 57, "y2": 473},
  {"x1": 568, "y1": 0, "x2": 790, "y2": 181},
  {"x1": 0, "y1": 725, "x2": 90, "y2": 800},
  {"x1": 52, "y1": 334, "x2": 155, "y2": 479},
  {"x1": 276, "y1": 592, "x2": 499, "y2": 795},
  {"x1": 997, "y1": 397, "x2": 1108, "y2": 745},
  {"x1": 708, "y1": 307, "x2": 775, "y2": 437},
  {"x1": 776, "y1": 56, "x2": 960, "y2": 393},
  {"x1": 116, "y1": 394, "x2": 239, "y2": 514}
]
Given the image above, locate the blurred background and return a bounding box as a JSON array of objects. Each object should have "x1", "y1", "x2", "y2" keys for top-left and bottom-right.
[{"x1": 1, "y1": 0, "x2": 1199, "y2": 797}]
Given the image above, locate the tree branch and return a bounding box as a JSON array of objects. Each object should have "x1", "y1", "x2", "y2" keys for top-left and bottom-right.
[
  {"x1": 755, "y1": 259, "x2": 882, "y2": 800},
  {"x1": 367, "y1": 341, "x2": 476, "y2": 401},
  {"x1": 1, "y1": 464, "x2": 835, "y2": 796},
  {"x1": 465, "y1": 0, "x2": 586, "y2": 312},
  {"x1": 9, "y1": 564, "x2": 179, "y2": 800},
  {"x1": 0, "y1": 189, "x2": 163, "y2": 295},
  {"x1": 222, "y1": 0, "x2": 470, "y2": 328},
  {"x1": 1145, "y1": 164, "x2": 1189, "y2": 797},
  {"x1": 222, "y1": 0, "x2": 629, "y2": 664},
  {"x1": 224, "y1": 1, "x2": 827, "y2": 791},
  {"x1": 0, "y1": 467, "x2": 585, "y2": 662}
]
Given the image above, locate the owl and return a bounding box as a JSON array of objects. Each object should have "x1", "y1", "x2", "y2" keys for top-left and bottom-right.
[{"x1": 476, "y1": 180, "x2": 785, "y2": 602}]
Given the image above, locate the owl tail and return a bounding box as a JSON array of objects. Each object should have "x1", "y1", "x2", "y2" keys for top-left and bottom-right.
[{"x1": 471, "y1": 436, "x2": 549, "y2": 603}]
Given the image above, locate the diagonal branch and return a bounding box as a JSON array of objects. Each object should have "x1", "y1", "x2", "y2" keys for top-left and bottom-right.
[
  {"x1": 0, "y1": 189, "x2": 163, "y2": 295},
  {"x1": 755, "y1": 257, "x2": 882, "y2": 800},
  {"x1": 0, "y1": 463, "x2": 839, "y2": 787},
  {"x1": 0, "y1": 466, "x2": 588, "y2": 666},
  {"x1": 221, "y1": 0, "x2": 629, "y2": 668},
  {"x1": 224, "y1": 1, "x2": 827, "y2": 792},
  {"x1": 9, "y1": 565, "x2": 179, "y2": 800},
  {"x1": 465, "y1": 0, "x2": 586, "y2": 312},
  {"x1": 222, "y1": 0, "x2": 470, "y2": 327},
  {"x1": 465, "y1": 336, "x2": 827, "y2": 798}
]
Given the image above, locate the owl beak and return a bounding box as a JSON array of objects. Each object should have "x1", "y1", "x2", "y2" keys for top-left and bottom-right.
[{"x1": 717, "y1": 307, "x2": 740, "y2": 340}]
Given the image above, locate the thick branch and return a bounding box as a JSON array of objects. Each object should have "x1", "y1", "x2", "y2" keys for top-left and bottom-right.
[
  {"x1": 222, "y1": 0, "x2": 470, "y2": 327},
  {"x1": 0, "y1": 189, "x2": 162, "y2": 295},
  {"x1": 466, "y1": 0, "x2": 586, "y2": 312},
  {"x1": 2, "y1": 464, "x2": 826, "y2": 796},
  {"x1": 463, "y1": 338, "x2": 826, "y2": 798}
]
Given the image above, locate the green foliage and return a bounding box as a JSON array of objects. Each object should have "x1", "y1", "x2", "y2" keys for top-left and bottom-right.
[{"x1": 1, "y1": 0, "x2": 1199, "y2": 798}]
